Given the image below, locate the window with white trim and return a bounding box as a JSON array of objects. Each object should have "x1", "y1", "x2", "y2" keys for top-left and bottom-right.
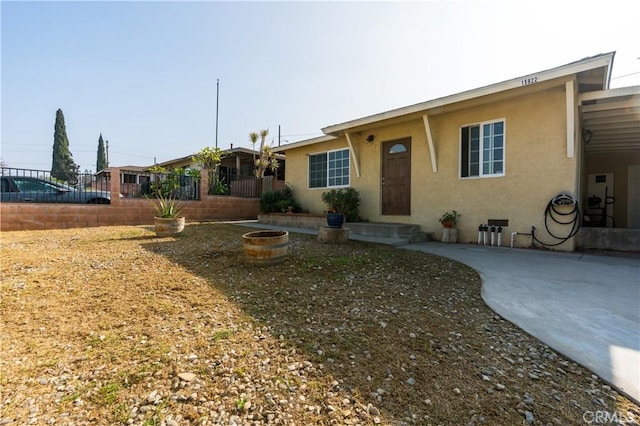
[
  {"x1": 460, "y1": 120, "x2": 504, "y2": 178},
  {"x1": 308, "y1": 148, "x2": 350, "y2": 188}
]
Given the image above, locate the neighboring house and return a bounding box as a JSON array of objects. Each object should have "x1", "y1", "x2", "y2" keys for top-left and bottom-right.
[
  {"x1": 152, "y1": 146, "x2": 286, "y2": 182},
  {"x1": 99, "y1": 147, "x2": 286, "y2": 198},
  {"x1": 152, "y1": 147, "x2": 286, "y2": 197},
  {"x1": 273, "y1": 52, "x2": 639, "y2": 251},
  {"x1": 95, "y1": 166, "x2": 151, "y2": 198}
]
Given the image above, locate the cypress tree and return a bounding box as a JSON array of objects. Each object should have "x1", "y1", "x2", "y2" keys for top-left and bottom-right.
[
  {"x1": 96, "y1": 133, "x2": 107, "y2": 171},
  {"x1": 51, "y1": 109, "x2": 78, "y2": 182}
]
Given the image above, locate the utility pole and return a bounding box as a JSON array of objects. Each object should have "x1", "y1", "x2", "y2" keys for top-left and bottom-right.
[
  {"x1": 278, "y1": 125, "x2": 281, "y2": 146},
  {"x1": 106, "y1": 140, "x2": 109, "y2": 166},
  {"x1": 215, "y1": 79, "x2": 219, "y2": 148}
]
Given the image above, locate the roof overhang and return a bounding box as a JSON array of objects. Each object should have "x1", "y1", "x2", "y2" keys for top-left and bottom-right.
[
  {"x1": 273, "y1": 53, "x2": 618, "y2": 153},
  {"x1": 322, "y1": 52, "x2": 615, "y2": 135},
  {"x1": 223, "y1": 146, "x2": 286, "y2": 160},
  {"x1": 580, "y1": 86, "x2": 640, "y2": 153},
  {"x1": 271, "y1": 135, "x2": 338, "y2": 153}
]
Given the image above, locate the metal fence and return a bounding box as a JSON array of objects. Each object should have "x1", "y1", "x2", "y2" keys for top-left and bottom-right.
[
  {"x1": 217, "y1": 165, "x2": 285, "y2": 198},
  {"x1": 1, "y1": 167, "x2": 113, "y2": 204},
  {"x1": 142, "y1": 171, "x2": 201, "y2": 200},
  {"x1": 1, "y1": 167, "x2": 284, "y2": 204},
  {"x1": 119, "y1": 167, "x2": 282, "y2": 199}
]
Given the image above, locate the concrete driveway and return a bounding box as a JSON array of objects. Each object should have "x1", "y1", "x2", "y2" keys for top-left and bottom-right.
[{"x1": 401, "y1": 243, "x2": 640, "y2": 404}]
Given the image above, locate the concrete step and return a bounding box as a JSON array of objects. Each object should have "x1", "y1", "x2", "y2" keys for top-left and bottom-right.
[{"x1": 346, "y1": 222, "x2": 433, "y2": 245}]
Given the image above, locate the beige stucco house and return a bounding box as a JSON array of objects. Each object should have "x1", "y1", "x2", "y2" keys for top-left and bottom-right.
[{"x1": 273, "y1": 52, "x2": 639, "y2": 251}]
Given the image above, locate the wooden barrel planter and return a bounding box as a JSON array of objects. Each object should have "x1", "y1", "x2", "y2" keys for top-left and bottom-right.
[
  {"x1": 154, "y1": 217, "x2": 185, "y2": 237},
  {"x1": 242, "y1": 230, "x2": 289, "y2": 265}
]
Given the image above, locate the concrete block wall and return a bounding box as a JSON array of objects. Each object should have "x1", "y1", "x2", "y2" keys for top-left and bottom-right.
[{"x1": 0, "y1": 169, "x2": 260, "y2": 231}]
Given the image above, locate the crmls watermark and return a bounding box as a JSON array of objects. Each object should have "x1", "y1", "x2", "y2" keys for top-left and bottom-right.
[{"x1": 583, "y1": 410, "x2": 637, "y2": 424}]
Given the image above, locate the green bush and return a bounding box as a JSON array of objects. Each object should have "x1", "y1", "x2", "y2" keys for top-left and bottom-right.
[
  {"x1": 321, "y1": 187, "x2": 361, "y2": 222},
  {"x1": 259, "y1": 185, "x2": 303, "y2": 213},
  {"x1": 212, "y1": 177, "x2": 229, "y2": 195}
]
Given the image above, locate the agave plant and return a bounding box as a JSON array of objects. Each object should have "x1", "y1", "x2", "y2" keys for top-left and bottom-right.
[{"x1": 151, "y1": 193, "x2": 186, "y2": 219}]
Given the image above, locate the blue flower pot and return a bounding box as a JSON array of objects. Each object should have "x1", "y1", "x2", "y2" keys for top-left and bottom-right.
[{"x1": 326, "y1": 213, "x2": 344, "y2": 228}]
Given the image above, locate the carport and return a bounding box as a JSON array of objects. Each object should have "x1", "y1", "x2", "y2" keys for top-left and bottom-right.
[{"x1": 578, "y1": 84, "x2": 640, "y2": 250}]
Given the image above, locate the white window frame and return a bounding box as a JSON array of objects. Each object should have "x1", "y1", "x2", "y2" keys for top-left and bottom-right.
[
  {"x1": 459, "y1": 118, "x2": 506, "y2": 179},
  {"x1": 308, "y1": 148, "x2": 350, "y2": 189}
]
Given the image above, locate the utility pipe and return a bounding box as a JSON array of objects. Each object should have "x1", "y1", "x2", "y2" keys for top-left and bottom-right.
[{"x1": 511, "y1": 226, "x2": 535, "y2": 248}]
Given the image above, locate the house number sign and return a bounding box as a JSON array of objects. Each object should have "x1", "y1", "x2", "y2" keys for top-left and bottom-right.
[{"x1": 521, "y1": 76, "x2": 538, "y2": 86}]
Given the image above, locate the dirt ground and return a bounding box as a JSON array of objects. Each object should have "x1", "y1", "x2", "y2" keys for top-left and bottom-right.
[{"x1": 1, "y1": 223, "x2": 638, "y2": 425}]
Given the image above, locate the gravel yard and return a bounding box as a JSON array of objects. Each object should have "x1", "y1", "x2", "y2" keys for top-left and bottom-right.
[{"x1": 1, "y1": 223, "x2": 638, "y2": 425}]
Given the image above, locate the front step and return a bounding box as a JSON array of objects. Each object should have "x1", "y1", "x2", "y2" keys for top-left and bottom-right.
[{"x1": 346, "y1": 222, "x2": 433, "y2": 245}]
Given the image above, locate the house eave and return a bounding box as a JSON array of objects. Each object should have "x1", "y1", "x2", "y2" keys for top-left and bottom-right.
[
  {"x1": 322, "y1": 52, "x2": 615, "y2": 135},
  {"x1": 271, "y1": 135, "x2": 338, "y2": 153}
]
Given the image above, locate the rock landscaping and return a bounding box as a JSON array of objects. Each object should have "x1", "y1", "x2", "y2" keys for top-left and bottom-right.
[{"x1": 1, "y1": 223, "x2": 638, "y2": 425}]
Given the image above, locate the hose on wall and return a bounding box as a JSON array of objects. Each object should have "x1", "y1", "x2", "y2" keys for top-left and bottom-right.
[{"x1": 532, "y1": 193, "x2": 581, "y2": 247}]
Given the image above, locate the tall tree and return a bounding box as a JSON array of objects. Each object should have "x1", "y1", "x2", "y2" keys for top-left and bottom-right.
[
  {"x1": 96, "y1": 133, "x2": 107, "y2": 171},
  {"x1": 51, "y1": 109, "x2": 78, "y2": 182}
]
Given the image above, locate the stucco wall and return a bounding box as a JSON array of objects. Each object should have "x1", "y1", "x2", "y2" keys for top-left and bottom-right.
[{"x1": 284, "y1": 81, "x2": 579, "y2": 250}]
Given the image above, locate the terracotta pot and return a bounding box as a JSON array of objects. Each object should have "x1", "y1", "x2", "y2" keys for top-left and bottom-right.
[
  {"x1": 242, "y1": 230, "x2": 289, "y2": 265},
  {"x1": 442, "y1": 221, "x2": 454, "y2": 229},
  {"x1": 154, "y1": 217, "x2": 185, "y2": 237}
]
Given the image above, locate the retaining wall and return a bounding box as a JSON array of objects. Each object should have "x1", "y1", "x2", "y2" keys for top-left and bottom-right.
[{"x1": 258, "y1": 213, "x2": 327, "y2": 229}]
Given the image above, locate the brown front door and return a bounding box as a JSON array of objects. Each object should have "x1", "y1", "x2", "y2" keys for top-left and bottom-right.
[{"x1": 381, "y1": 138, "x2": 411, "y2": 215}]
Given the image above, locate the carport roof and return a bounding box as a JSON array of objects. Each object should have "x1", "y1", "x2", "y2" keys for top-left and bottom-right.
[{"x1": 580, "y1": 86, "x2": 640, "y2": 152}]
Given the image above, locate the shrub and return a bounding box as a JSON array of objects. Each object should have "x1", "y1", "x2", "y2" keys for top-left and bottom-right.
[
  {"x1": 321, "y1": 187, "x2": 360, "y2": 222},
  {"x1": 259, "y1": 185, "x2": 302, "y2": 213}
]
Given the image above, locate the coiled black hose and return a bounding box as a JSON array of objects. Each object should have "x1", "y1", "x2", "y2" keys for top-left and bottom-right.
[{"x1": 532, "y1": 195, "x2": 581, "y2": 247}]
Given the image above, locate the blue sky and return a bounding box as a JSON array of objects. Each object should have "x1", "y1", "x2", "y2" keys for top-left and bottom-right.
[{"x1": 2, "y1": 1, "x2": 639, "y2": 172}]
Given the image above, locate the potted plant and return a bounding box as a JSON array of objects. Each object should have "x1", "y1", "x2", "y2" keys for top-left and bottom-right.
[
  {"x1": 151, "y1": 193, "x2": 186, "y2": 237},
  {"x1": 439, "y1": 210, "x2": 460, "y2": 228},
  {"x1": 321, "y1": 188, "x2": 361, "y2": 228}
]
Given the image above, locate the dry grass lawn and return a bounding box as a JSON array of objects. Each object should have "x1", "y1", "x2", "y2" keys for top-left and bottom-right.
[{"x1": 1, "y1": 223, "x2": 638, "y2": 425}]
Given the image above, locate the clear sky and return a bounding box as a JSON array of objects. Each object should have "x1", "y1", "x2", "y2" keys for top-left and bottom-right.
[{"x1": 2, "y1": 0, "x2": 639, "y2": 172}]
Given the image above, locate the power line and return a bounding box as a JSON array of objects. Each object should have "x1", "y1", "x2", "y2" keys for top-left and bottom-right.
[
  {"x1": 612, "y1": 70, "x2": 640, "y2": 79},
  {"x1": 280, "y1": 132, "x2": 324, "y2": 138}
]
